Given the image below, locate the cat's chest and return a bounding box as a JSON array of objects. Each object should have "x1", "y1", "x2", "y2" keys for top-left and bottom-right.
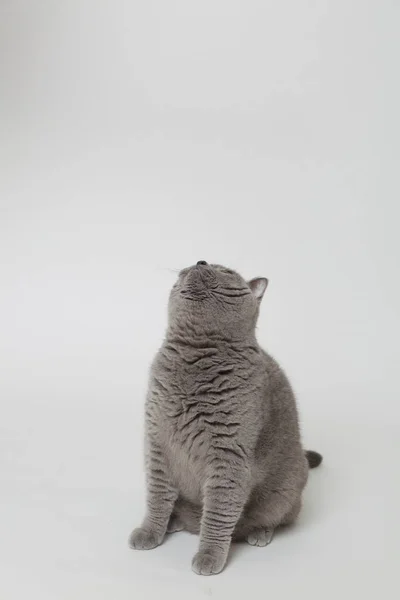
[
  {"x1": 151, "y1": 350, "x2": 262, "y2": 443},
  {"x1": 162, "y1": 380, "x2": 246, "y2": 460},
  {"x1": 156, "y1": 366, "x2": 241, "y2": 424}
]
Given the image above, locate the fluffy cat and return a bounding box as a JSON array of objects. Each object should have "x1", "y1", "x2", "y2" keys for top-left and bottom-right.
[{"x1": 129, "y1": 261, "x2": 322, "y2": 575}]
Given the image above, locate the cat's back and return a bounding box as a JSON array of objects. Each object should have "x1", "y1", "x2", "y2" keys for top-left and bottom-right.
[
  {"x1": 260, "y1": 349, "x2": 294, "y2": 400},
  {"x1": 255, "y1": 348, "x2": 303, "y2": 463}
]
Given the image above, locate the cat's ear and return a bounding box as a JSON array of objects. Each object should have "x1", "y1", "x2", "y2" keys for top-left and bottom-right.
[{"x1": 248, "y1": 277, "x2": 268, "y2": 301}]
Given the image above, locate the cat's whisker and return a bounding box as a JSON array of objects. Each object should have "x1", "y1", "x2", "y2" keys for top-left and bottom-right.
[{"x1": 154, "y1": 267, "x2": 181, "y2": 274}]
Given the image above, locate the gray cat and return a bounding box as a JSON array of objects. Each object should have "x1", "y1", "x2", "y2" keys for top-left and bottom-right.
[{"x1": 129, "y1": 261, "x2": 322, "y2": 575}]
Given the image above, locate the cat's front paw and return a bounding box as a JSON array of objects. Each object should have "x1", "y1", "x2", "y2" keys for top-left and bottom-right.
[
  {"x1": 191, "y1": 550, "x2": 227, "y2": 576},
  {"x1": 129, "y1": 527, "x2": 163, "y2": 550}
]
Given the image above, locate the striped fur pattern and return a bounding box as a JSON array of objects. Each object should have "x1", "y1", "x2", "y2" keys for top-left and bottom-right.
[{"x1": 129, "y1": 263, "x2": 322, "y2": 575}]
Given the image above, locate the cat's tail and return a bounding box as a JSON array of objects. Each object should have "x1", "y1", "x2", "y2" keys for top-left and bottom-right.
[{"x1": 305, "y1": 450, "x2": 323, "y2": 469}]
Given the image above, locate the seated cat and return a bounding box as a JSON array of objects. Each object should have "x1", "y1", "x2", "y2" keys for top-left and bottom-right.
[{"x1": 129, "y1": 261, "x2": 322, "y2": 575}]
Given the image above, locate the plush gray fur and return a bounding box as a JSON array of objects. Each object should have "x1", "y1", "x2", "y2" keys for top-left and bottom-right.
[{"x1": 129, "y1": 262, "x2": 322, "y2": 575}]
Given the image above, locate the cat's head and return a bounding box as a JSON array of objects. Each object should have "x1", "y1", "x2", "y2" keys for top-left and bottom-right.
[{"x1": 168, "y1": 261, "x2": 268, "y2": 339}]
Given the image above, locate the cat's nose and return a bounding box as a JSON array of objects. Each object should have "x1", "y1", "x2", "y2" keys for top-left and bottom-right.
[{"x1": 197, "y1": 261, "x2": 208, "y2": 266}]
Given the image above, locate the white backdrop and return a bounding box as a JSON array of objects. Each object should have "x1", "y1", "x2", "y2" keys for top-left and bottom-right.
[{"x1": 1, "y1": 1, "x2": 398, "y2": 598}]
